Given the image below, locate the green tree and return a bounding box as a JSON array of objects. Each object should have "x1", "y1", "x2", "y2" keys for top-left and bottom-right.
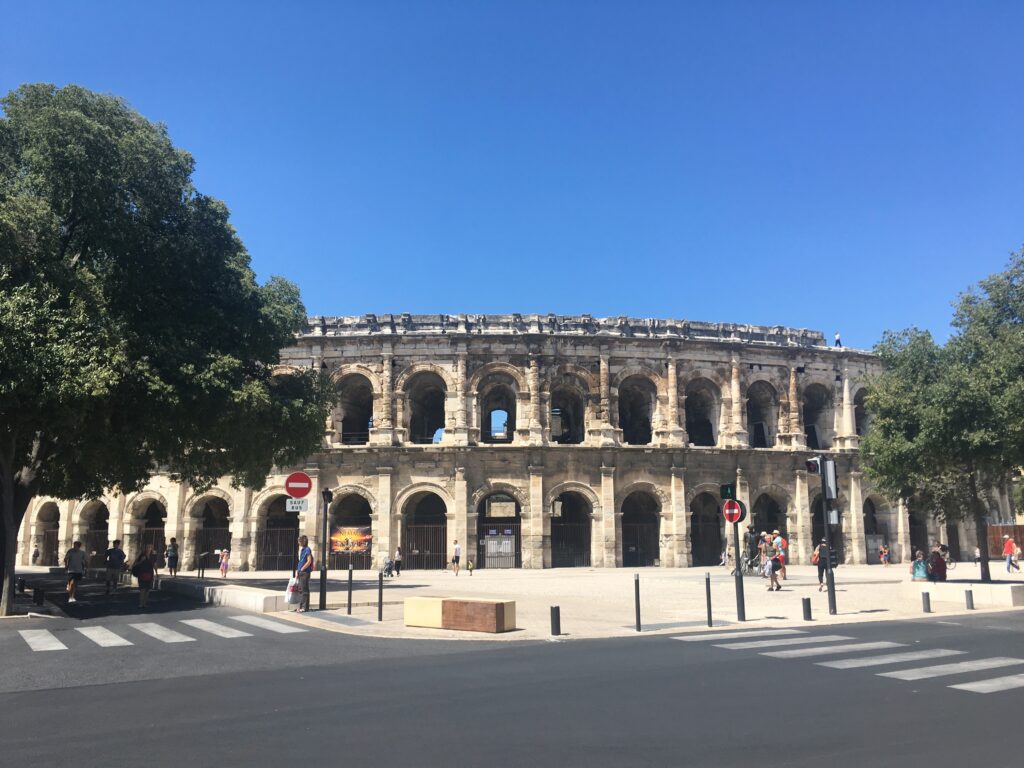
[
  {"x1": 862, "y1": 251, "x2": 1024, "y2": 583},
  {"x1": 0, "y1": 84, "x2": 331, "y2": 614}
]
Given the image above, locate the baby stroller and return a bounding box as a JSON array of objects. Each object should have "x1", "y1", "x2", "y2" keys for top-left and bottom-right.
[{"x1": 382, "y1": 558, "x2": 396, "y2": 578}]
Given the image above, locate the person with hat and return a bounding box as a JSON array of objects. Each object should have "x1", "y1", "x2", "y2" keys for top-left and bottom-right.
[
  {"x1": 1003, "y1": 535, "x2": 1021, "y2": 573},
  {"x1": 758, "y1": 532, "x2": 770, "y2": 578},
  {"x1": 771, "y1": 529, "x2": 787, "y2": 580}
]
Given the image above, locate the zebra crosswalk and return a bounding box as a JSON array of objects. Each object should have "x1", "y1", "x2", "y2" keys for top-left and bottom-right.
[
  {"x1": 674, "y1": 628, "x2": 1024, "y2": 695},
  {"x1": 14, "y1": 615, "x2": 307, "y2": 653}
]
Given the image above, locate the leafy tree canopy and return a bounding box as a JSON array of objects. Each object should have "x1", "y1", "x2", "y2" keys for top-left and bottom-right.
[{"x1": 0, "y1": 84, "x2": 331, "y2": 613}]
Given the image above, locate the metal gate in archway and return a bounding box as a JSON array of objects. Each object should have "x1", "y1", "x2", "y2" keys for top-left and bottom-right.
[
  {"x1": 85, "y1": 529, "x2": 109, "y2": 568},
  {"x1": 255, "y1": 528, "x2": 295, "y2": 571},
  {"x1": 196, "y1": 528, "x2": 232, "y2": 571},
  {"x1": 477, "y1": 520, "x2": 521, "y2": 569},
  {"x1": 551, "y1": 522, "x2": 591, "y2": 568},
  {"x1": 623, "y1": 522, "x2": 659, "y2": 567},
  {"x1": 42, "y1": 529, "x2": 59, "y2": 566},
  {"x1": 405, "y1": 524, "x2": 447, "y2": 570},
  {"x1": 136, "y1": 529, "x2": 167, "y2": 567}
]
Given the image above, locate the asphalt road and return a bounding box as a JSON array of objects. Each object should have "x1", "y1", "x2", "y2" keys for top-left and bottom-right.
[{"x1": 2, "y1": 597, "x2": 1022, "y2": 767}]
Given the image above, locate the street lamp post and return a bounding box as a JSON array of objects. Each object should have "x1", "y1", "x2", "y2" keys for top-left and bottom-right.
[{"x1": 319, "y1": 488, "x2": 333, "y2": 610}]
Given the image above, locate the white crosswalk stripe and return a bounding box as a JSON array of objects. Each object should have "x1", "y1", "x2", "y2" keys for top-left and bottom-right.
[
  {"x1": 879, "y1": 657, "x2": 1024, "y2": 681},
  {"x1": 180, "y1": 619, "x2": 253, "y2": 638},
  {"x1": 715, "y1": 634, "x2": 852, "y2": 650},
  {"x1": 818, "y1": 649, "x2": 963, "y2": 669},
  {"x1": 675, "y1": 629, "x2": 806, "y2": 642},
  {"x1": 129, "y1": 622, "x2": 196, "y2": 643},
  {"x1": 228, "y1": 615, "x2": 307, "y2": 634},
  {"x1": 19, "y1": 629, "x2": 67, "y2": 651},
  {"x1": 762, "y1": 641, "x2": 905, "y2": 659},
  {"x1": 76, "y1": 626, "x2": 133, "y2": 647},
  {"x1": 950, "y1": 673, "x2": 1024, "y2": 694}
]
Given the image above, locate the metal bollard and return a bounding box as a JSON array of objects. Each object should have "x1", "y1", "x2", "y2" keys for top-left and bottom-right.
[
  {"x1": 965, "y1": 590, "x2": 974, "y2": 610},
  {"x1": 705, "y1": 572, "x2": 713, "y2": 627},
  {"x1": 802, "y1": 597, "x2": 812, "y2": 621},
  {"x1": 16, "y1": 577, "x2": 25, "y2": 593},
  {"x1": 347, "y1": 564, "x2": 354, "y2": 615},
  {"x1": 32, "y1": 587, "x2": 44, "y2": 606},
  {"x1": 634, "y1": 574, "x2": 641, "y2": 632},
  {"x1": 922, "y1": 592, "x2": 931, "y2": 613},
  {"x1": 377, "y1": 570, "x2": 384, "y2": 622},
  {"x1": 550, "y1": 606, "x2": 561, "y2": 637}
]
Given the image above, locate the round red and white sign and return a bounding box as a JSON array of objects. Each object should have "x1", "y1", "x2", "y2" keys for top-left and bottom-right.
[
  {"x1": 723, "y1": 499, "x2": 743, "y2": 524},
  {"x1": 284, "y1": 471, "x2": 313, "y2": 499}
]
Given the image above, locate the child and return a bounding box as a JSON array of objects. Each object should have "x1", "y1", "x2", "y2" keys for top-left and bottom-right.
[
  {"x1": 880, "y1": 544, "x2": 890, "y2": 567},
  {"x1": 219, "y1": 548, "x2": 230, "y2": 578}
]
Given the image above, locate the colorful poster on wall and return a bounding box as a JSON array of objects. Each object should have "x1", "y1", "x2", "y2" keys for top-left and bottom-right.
[{"x1": 331, "y1": 526, "x2": 372, "y2": 553}]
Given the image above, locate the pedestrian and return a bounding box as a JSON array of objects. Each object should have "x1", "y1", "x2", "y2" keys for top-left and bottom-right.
[
  {"x1": 973, "y1": 546, "x2": 981, "y2": 564},
  {"x1": 880, "y1": 543, "x2": 890, "y2": 567},
  {"x1": 718, "y1": 549, "x2": 728, "y2": 567},
  {"x1": 910, "y1": 550, "x2": 928, "y2": 581},
  {"x1": 926, "y1": 545, "x2": 947, "y2": 582},
  {"x1": 452, "y1": 539, "x2": 462, "y2": 576},
  {"x1": 294, "y1": 535, "x2": 313, "y2": 613},
  {"x1": 772, "y1": 529, "x2": 787, "y2": 580},
  {"x1": 165, "y1": 537, "x2": 179, "y2": 577},
  {"x1": 764, "y1": 536, "x2": 781, "y2": 591},
  {"x1": 1002, "y1": 535, "x2": 1020, "y2": 573},
  {"x1": 813, "y1": 538, "x2": 829, "y2": 591},
  {"x1": 219, "y1": 548, "x2": 230, "y2": 577},
  {"x1": 31, "y1": 546, "x2": 40, "y2": 565},
  {"x1": 745, "y1": 525, "x2": 758, "y2": 565},
  {"x1": 758, "y1": 531, "x2": 769, "y2": 578},
  {"x1": 834, "y1": 331, "x2": 842, "y2": 347},
  {"x1": 467, "y1": 558, "x2": 474, "y2": 576},
  {"x1": 394, "y1": 545, "x2": 402, "y2": 577},
  {"x1": 104, "y1": 539, "x2": 127, "y2": 594},
  {"x1": 64, "y1": 540, "x2": 88, "y2": 603},
  {"x1": 131, "y1": 544, "x2": 158, "y2": 609}
]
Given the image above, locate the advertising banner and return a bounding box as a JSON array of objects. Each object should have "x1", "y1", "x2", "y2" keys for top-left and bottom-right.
[{"x1": 330, "y1": 526, "x2": 372, "y2": 553}]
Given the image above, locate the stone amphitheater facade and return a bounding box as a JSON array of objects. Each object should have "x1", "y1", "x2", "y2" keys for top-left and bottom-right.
[{"x1": 21, "y1": 313, "x2": 1001, "y2": 572}]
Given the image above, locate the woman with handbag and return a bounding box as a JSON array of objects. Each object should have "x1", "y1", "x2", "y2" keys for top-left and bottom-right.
[
  {"x1": 764, "y1": 537, "x2": 781, "y2": 591},
  {"x1": 132, "y1": 544, "x2": 158, "y2": 609},
  {"x1": 813, "y1": 538, "x2": 829, "y2": 591}
]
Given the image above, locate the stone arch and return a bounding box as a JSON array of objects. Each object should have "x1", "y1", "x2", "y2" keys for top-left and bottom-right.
[
  {"x1": 250, "y1": 486, "x2": 290, "y2": 522},
  {"x1": 393, "y1": 482, "x2": 455, "y2": 519},
  {"x1": 545, "y1": 481, "x2": 601, "y2": 515},
  {"x1": 329, "y1": 489, "x2": 375, "y2": 569},
  {"x1": 616, "y1": 372, "x2": 660, "y2": 445},
  {"x1": 746, "y1": 379, "x2": 779, "y2": 448},
  {"x1": 31, "y1": 500, "x2": 62, "y2": 566},
  {"x1": 749, "y1": 483, "x2": 792, "y2": 509},
  {"x1": 394, "y1": 362, "x2": 455, "y2": 393},
  {"x1": 126, "y1": 491, "x2": 170, "y2": 519},
  {"x1": 332, "y1": 372, "x2": 377, "y2": 444},
  {"x1": 184, "y1": 488, "x2": 234, "y2": 518},
  {"x1": 616, "y1": 481, "x2": 670, "y2": 517},
  {"x1": 327, "y1": 483, "x2": 377, "y2": 512},
  {"x1": 74, "y1": 498, "x2": 111, "y2": 529},
  {"x1": 545, "y1": 364, "x2": 597, "y2": 394},
  {"x1": 684, "y1": 376, "x2": 723, "y2": 447},
  {"x1": 685, "y1": 482, "x2": 722, "y2": 508},
  {"x1": 471, "y1": 482, "x2": 529, "y2": 515},
  {"x1": 802, "y1": 381, "x2": 835, "y2": 450},
  {"x1": 611, "y1": 365, "x2": 664, "y2": 392},
  {"x1": 853, "y1": 385, "x2": 870, "y2": 436},
  {"x1": 467, "y1": 360, "x2": 529, "y2": 395},
  {"x1": 329, "y1": 363, "x2": 382, "y2": 393},
  {"x1": 547, "y1": 367, "x2": 592, "y2": 445},
  {"x1": 679, "y1": 366, "x2": 728, "y2": 393}
]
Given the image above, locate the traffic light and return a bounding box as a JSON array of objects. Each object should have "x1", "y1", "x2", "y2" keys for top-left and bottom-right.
[
  {"x1": 805, "y1": 457, "x2": 821, "y2": 474},
  {"x1": 720, "y1": 483, "x2": 736, "y2": 500}
]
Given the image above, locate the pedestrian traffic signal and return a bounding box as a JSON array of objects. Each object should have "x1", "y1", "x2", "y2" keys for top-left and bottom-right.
[
  {"x1": 720, "y1": 483, "x2": 736, "y2": 500},
  {"x1": 805, "y1": 457, "x2": 821, "y2": 474}
]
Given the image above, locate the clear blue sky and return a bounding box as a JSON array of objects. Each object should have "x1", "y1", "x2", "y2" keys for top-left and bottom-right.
[{"x1": 3, "y1": 1, "x2": 1023, "y2": 349}]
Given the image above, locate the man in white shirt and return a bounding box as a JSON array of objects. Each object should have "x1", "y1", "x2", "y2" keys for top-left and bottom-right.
[
  {"x1": 452, "y1": 540, "x2": 462, "y2": 576},
  {"x1": 64, "y1": 541, "x2": 89, "y2": 603}
]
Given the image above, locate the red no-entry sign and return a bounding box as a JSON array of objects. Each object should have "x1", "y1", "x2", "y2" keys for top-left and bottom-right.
[
  {"x1": 723, "y1": 499, "x2": 745, "y2": 524},
  {"x1": 284, "y1": 471, "x2": 313, "y2": 499}
]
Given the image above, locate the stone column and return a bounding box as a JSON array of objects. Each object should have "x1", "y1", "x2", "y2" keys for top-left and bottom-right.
[
  {"x1": 895, "y1": 499, "x2": 911, "y2": 564},
  {"x1": 671, "y1": 466, "x2": 690, "y2": 566},
  {"x1": 450, "y1": 353, "x2": 469, "y2": 445},
  {"x1": 525, "y1": 465, "x2": 544, "y2": 568},
  {"x1": 376, "y1": 466, "x2": 394, "y2": 566},
  {"x1": 58, "y1": 500, "x2": 74, "y2": 558},
  {"x1": 591, "y1": 352, "x2": 616, "y2": 445},
  {"x1": 658, "y1": 359, "x2": 686, "y2": 445},
  {"x1": 792, "y1": 469, "x2": 813, "y2": 564},
  {"x1": 786, "y1": 366, "x2": 806, "y2": 449},
  {"x1": 839, "y1": 366, "x2": 857, "y2": 450},
  {"x1": 371, "y1": 350, "x2": 395, "y2": 445},
  {"x1": 730, "y1": 356, "x2": 748, "y2": 447},
  {"x1": 847, "y1": 471, "x2": 866, "y2": 564},
  {"x1": 452, "y1": 467, "x2": 468, "y2": 561},
  {"x1": 528, "y1": 356, "x2": 543, "y2": 445},
  {"x1": 600, "y1": 465, "x2": 616, "y2": 567}
]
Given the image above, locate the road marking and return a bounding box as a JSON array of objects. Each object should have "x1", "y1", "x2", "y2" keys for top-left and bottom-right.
[
  {"x1": 880, "y1": 657, "x2": 1024, "y2": 681},
  {"x1": 950, "y1": 673, "x2": 1024, "y2": 693},
  {"x1": 180, "y1": 619, "x2": 253, "y2": 638},
  {"x1": 715, "y1": 634, "x2": 851, "y2": 650},
  {"x1": 818, "y1": 649, "x2": 963, "y2": 669},
  {"x1": 76, "y1": 627, "x2": 133, "y2": 647},
  {"x1": 762, "y1": 641, "x2": 905, "y2": 659},
  {"x1": 19, "y1": 629, "x2": 67, "y2": 651},
  {"x1": 675, "y1": 629, "x2": 806, "y2": 642},
  {"x1": 129, "y1": 623, "x2": 196, "y2": 643},
  {"x1": 228, "y1": 615, "x2": 307, "y2": 634}
]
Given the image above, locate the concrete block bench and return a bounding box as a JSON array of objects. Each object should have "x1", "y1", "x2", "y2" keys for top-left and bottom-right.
[
  {"x1": 405, "y1": 597, "x2": 516, "y2": 633},
  {"x1": 904, "y1": 581, "x2": 1024, "y2": 608}
]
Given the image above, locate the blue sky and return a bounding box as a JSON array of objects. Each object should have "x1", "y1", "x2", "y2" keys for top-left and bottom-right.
[{"x1": 3, "y1": 1, "x2": 1023, "y2": 349}]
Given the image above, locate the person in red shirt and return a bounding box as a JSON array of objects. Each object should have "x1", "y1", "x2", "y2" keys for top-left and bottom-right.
[{"x1": 1003, "y1": 536, "x2": 1021, "y2": 573}]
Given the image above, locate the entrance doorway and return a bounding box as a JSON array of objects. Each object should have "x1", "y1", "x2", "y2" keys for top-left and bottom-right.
[
  {"x1": 477, "y1": 494, "x2": 521, "y2": 569},
  {"x1": 36, "y1": 503, "x2": 60, "y2": 566},
  {"x1": 256, "y1": 496, "x2": 297, "y2": 571},
  {"x1": 195, "y1": 498, "x2": 232, "y2": 571},
  {"x1": 404, "y1": 492, "x2": 448, "y2": 569},
  {"x1": 621, "y1": 491, "x2": 660, "y2": 567},
  {"x1": 689, "y1": 493, "x2": 722, "y2": 567},
  {"x1": 330, "y1": 494, "x2": 373, "y2": 570},
  {"x1": 82, "y1": 503, "x2": 110, "y2": 568},
  {"x1": 137, "y1": 501, "x2": 167, "y2": 567},
  {"x1": 551, "y1": 492, "x2": 592, "y2": 568}
]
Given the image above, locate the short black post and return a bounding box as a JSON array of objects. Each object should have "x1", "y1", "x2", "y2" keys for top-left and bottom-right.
[
  {"x1": 347, "y1": 563, "x2": 354, "y2": 615},
  {"x1": 32, "y1": 587, "x2": 44, "y2": 606},
  {"x1": 802, "y1": 597, "x2": 812, "y2": 621},
  {"x1": 377, "y1": 570, "x2": 384, "y2": 622},
  {"x1": 634, "y1": 573, "x2": 641, "y2": 632},
  {"x1": 16, "y1": 577, "x2": 25, "y2": 593},
  {"x1": 705, "y1": 572, "x2": 713, "y2": 627},
  {"x1": 965, "y1": 590, "x2": 974, "y2": 610},
  {"x1": 922, "y1": 592, "x2": 932, "y2": 613},
  {"x1": 550, "y1": 606, "x2": 561, "y2": 637},
  {"x1": 732, "y1": 520, "x2": 746, "y2": 622}
]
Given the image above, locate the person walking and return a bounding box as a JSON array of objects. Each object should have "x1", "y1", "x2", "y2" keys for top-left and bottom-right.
[
  {"x1": 31, "y1": 546, "x2": 40, "y2": 565},
  {"x1": 295, "y1": 535, "x2": 313, "y2": 613},
  {"x1": 394, "y1": 545, "x2": 402, "y2": 577},
  {"x1": 131, "y1": 544, "x2": 158, "y2": 609},
  {"x1": 910, "y1": 550, "x2": 928, "y2": 581},
  {"x1": 880, "y1": 543, "x2": 891, "y2": 567},
  {"x1": 104, "y1": 540, "x2": 126, "y2": 594},
  {"x1": 813, "y1": 538, "x2": 829, "y2": 591},
  {"x1": 64, "y1": 541, "x2": 88, "y2": 603},
  {"x1": 758, "y1": 532, "x2": 769, "y2": 578},
  {"x1": 452, "y1": 540, "x2": 462, "y2": 576},
  {"x1": 764, "y1": 536, "x2": 781, "y2": 591},
  {"x1": 219, "y1": 548, "x2": 230, "y2": 578},
  {"x1": 1002, "y1": 535, "x2": 1020, "y2": 573},
  {"x1": 165, "y1": 538, "x2": 179, "y2": 577},
  {"x1": 772, "y1": 530, "x2": 787, "y2": 580}
]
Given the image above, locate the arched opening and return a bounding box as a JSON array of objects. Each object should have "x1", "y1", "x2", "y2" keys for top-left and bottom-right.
[
  {"x1": 337, "y1": 374, "x2": 374, "y2": 445},
  {"x1": 618, "y1": 376, "x2": 657, "y2": 446},
  {"x1": 407, "y1": 372, "x2": 447, "y2": 444},
  {"x1": 256, "y1": 495, "x2": 297, "y2": 571},
  {"x1": 137, "y1": 501, "x2": 167, "y2": 567},
  {"x1": 551, "y1": 492, "x2": 592, "y2": 568},
  {"x1": 81, "y1": 503, "x2": 109, "y2": 568},
  {"x1": 621, "y1": 491, "x2": 660, "y2": 567},
  {"x1": 908, "y1": 510, "x2": 929, "y2": 556},
  {"x1": 480, "y1": 377, "x2": 517, "y2": 443},
  {"x1": 194, "y1": 497, "x2": 231, "y2": 572},
  {"x1": 803, "y1": 384, "x2": 833, "y2": 450},
  {"x1": 403, "y1": 492, "x2": 448, "y2": 569},
  {"x1": 550, "y1": 385, "x2": 585, "y2": 444},
  {"x1": 811, "y1": 496, "x2": 844, "y2": 562},
  {"x1": 746, "y1": 381, "x2": 778, "y2": 448},
  {"x1": 863, "y1": 498, "x2": 878, "y2": 536},
  {"x1": 685, "y1": 379, "x2": 720, "y2": 447},
  {"x1": 330, "y1": 494, "x2": 373, "y2": 570},
  {"x1": 945, "y1": 522, "x2": 962, "y2": 561},
  {"x1": 854, "y1": 388, "x2": 870, "y2": 436},
  {"x1": 689, "y1": 493, "x2": 723, "y2": 566},
  {"x1": 752, "y1": 494, "x2": 785, "y2": 537},
  {"x1": 35, "y1": 503, "x2": 60, "y2": 567},
  {"x1": 476, "y1": 493, "x2": 522, "y2": 569}
]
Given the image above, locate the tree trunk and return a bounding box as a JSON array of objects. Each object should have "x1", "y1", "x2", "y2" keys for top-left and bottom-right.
[
  {"x1": 0, "y1": 467, "x2": 35, "y2": 616},
  {"x1": 969, "y1": 472, "x2": 992, "y2": 583}
]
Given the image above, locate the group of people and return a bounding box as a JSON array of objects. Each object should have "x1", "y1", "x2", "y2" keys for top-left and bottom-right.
[
  {"x1": 738, "y1": 527, "x2": 788, "y2": 591},
  {"x1": 63, "y1": 537, "x2": 182, "y2": 608}
]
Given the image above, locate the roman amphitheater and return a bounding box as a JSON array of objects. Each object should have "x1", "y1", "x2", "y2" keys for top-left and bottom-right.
[{"x1": 17, "y1": 314, "x2": 1012, "y2": 572}]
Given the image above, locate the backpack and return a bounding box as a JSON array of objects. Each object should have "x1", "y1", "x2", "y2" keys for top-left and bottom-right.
[
  {"x1": 780, "y1": 537, "x2": 788, "y2": 550},
  {"x1": 811, "y1": 549, "x2": 820, "y2": 565}
]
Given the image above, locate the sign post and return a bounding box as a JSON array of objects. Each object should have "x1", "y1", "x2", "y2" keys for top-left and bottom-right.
[
  {"x1": 807, "y1": 457, "x2": 838, "y2": 615},
  {"x1": 723, "y1": 499, "x2": 746, "y2": 622}
]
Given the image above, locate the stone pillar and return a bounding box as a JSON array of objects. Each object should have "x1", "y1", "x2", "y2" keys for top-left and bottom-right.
[
  {"x1": 839, "y1": 366, "x2": 857, "y2": 450},
  {"x1": 449, "y1": 353, "x2": 469, "y2": 445},
  {"x1": 792, "y1": 469, "x2": 813, "y2": 564},
  {"x1": 671, "y1": 466, "x2": 690, "y2": 566},
  {"x1": 730, "y1": 356, "x2": 748, "y2": 447},
  {"x1": 658, "y1": 359, "x2": 686, "y2": 445},
  {"x1": 896, "y1": 499, "x2": 911, "y2": 564},
  {"x1": 525, "y1": 465, "x2": 544, "y2": 568},
  {"x1": 528, "y1": 356, "x2": 543, "y2": 446},
  {"x1": 847, "y1": 471, "x2": 866, "y2": 564},
  {"x1": 376, "y1": 466, "x2": 394, "y2": 566},
  {"x1": 452, "y1": 467, "x2": 468, "y2": 562},
  {"x1": 371, "y1": 350, "x2": 395, "y2": 445},
  {"x1": 591, "y1": 353, "x2": 616, "y2": 445},
  {"x1": 58, "y1": 500, "x2": 74, "y2": 558},
  {"x1": 600, "y1": 465, "x2": 616, "y2": 566}
]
